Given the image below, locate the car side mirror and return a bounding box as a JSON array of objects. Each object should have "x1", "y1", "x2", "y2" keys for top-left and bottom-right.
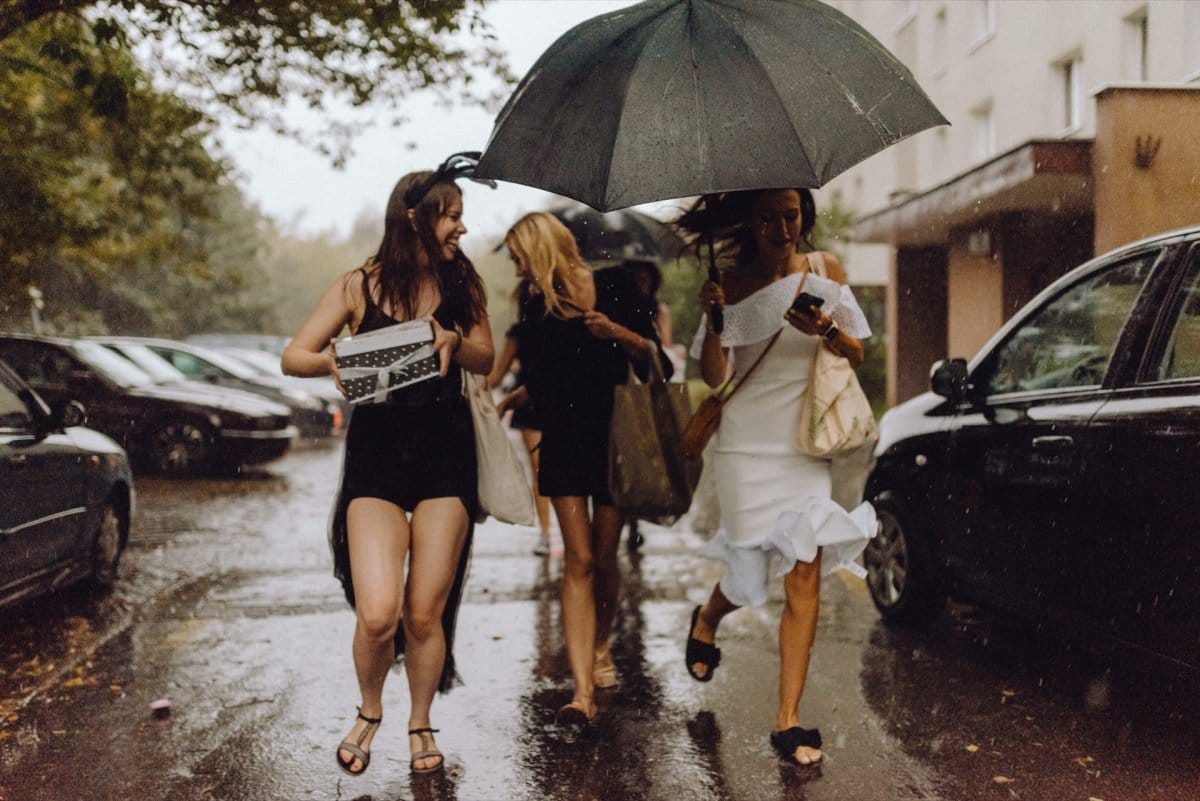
[
  {"x1": 36, "y1": 399, "x2": 87, "y2": 435},
  {"x1": 930, "y1": 358, "x2": 970, "y2": 402},
  {"x1": 57, "y1": 400, "x2": 87, "y2": 428}
]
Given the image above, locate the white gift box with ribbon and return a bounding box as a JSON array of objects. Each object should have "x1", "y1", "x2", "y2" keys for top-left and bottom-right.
[{"x1": 335, "y1": 320, "x2": 440, "y2": 405}]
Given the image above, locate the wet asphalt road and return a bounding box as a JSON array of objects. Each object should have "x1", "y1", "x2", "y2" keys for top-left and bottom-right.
[{"x1": 1, "y1": 442, "x2": 1198, "y2": 801}]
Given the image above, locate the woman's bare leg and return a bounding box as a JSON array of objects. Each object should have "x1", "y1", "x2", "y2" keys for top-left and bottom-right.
[
  {"x1": 520, "y1": 428, "x2": 553, "y2": 538},
  {"x1": 403, "y1": 497, "x2": 470, "y2": 771},
  {"x1": 688, "y1": 583, "x2": 739, "y2": 679},
  {"x1": 776, "y1": 551, "x2": 823, "y2": 764},
  {"x1": 591, "y1": 503, "x2": 624, "y2": 650},
  {"x1": 339, "y1": 498, "x2": 410, "y2": 772},
  {"x1": 552, "y1": 495, "x2": 597, "y2": 715}
]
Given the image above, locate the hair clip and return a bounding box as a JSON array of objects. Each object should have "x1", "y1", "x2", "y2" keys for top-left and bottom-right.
[{"x1": 404, "y1": 151, "x2": 497, "y2": 207}]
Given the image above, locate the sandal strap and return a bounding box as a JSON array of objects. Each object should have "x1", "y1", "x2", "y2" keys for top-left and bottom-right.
[
  {"x1": 408, "y1": 727, "x2": 440, "y2": 735},
  {"x1": 772, "y1": 725, "x2": 823, "y2": 753},
  {"x1": 355, "y1": 706, "x2": 383, "y2": 725},
  {"x1": 337, "y1": 742, "x2": 370, "y2": 763}
]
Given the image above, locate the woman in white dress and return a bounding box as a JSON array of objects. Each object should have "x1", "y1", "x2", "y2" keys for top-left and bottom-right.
[{"x1": 677, "y1": 187, "x2": 876, "y2": 767}]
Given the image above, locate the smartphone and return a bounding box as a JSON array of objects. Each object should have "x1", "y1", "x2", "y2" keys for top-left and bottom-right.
[{"x1": 786, "y1": 292, "x2": 825, "y2": 321}]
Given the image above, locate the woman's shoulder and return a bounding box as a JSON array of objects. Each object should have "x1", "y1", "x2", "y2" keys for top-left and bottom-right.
[{"x1": 792, "y1": 251, "x2": 846, "y2": 283}]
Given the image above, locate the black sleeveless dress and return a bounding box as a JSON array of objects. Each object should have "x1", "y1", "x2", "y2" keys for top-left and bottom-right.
[
  {"x1": 328, "y1": 269, "x2": 478, "y2": 693},
  {"x1": 515, "y1": 267, "x2": 670, "y2": 504}
]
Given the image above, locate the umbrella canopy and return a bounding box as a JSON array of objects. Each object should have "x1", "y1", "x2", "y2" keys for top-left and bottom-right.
[
  {"x1": 475, "y1": 0, "x2": 948, "y2": 212},
  {"x1": 550, "y1": 204, "x2": 684, "y2": 265}
]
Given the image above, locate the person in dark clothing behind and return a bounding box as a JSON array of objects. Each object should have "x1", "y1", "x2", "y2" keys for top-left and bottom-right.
[
  {"x1": 499, "y1": 212, "x2": 670, "y2": 725},
  {"x1": 618, "y1": 256, "x2": 675, "y2": 551}
]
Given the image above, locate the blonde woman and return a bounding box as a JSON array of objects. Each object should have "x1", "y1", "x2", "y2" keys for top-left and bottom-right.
[{"x1": 499, "y1": 212, "x2": 670, "y2": 724}]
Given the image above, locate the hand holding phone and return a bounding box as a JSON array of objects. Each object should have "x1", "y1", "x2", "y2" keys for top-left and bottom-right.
[{"x1": 785, "y1": 292, "x2": 825, "y2": 325}]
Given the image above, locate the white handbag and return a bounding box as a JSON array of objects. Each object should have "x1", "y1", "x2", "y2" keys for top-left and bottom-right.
[{"x1": 462, "y1": 370, "x2": 537, "y2": 526}]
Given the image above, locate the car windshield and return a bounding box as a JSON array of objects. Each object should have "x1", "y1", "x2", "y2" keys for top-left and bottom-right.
[
  {"x1": 224, "y1": 348, "x2": 282, "y2": 376},
  {"x1": 106, "y1": 343, "x2": 188, "y2": 384},
  {"x1": 177, "y1": 344, "x2": 262, "y2": 380},
  {"x1": 72, "y1": 341, "x2": 155, "y2": 387}
]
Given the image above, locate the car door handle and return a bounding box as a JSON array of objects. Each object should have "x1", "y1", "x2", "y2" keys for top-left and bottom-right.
[{"x1": 1031, "y1": 435, "x2": 1073, "y2": 449}]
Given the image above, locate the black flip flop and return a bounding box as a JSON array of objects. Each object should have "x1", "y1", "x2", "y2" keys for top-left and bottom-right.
[
  {"x1": 770, "y1": 726, "x2": 823, "y2": 765},
  {"x1": 685, "y1": 605, "x2": 721, "y2": 682}
]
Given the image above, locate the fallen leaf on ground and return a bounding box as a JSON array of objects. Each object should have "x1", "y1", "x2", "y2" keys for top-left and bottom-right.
[
  {"x1": 992, "y1": 776, "x2": 1014, "y2": 784},
  {"x1": 966, "y1": 744, "x2": 980, "y2": 753}
]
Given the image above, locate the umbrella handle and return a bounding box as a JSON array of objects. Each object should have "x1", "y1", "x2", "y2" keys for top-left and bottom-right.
[
  {"x1": 706, "y1": 232, "x2": 723, "y2": 334},
  {"x1": 708, "y1": 265, "x2": 724, "y2": 333}
]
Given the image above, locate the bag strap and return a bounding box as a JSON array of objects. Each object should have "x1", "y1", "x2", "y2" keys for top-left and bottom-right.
[
  {"x1": 714, "y1": 268, "x2": 809, "y2": 403},
  {"x1": 721, "y1": 328, "x2": 781, "y2": 404},
  {"x1": 807, "y1": 251, "x2": 826, "y2": 278}
]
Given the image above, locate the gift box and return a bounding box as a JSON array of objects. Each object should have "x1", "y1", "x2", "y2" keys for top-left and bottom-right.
[{"x1": 335, "y1": 320, "x2": 440, "y2": 405}]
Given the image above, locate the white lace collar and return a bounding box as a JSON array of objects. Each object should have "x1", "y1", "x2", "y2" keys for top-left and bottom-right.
[{"x1": 689, "y1": 267, "x2": 872, "y2": 357}]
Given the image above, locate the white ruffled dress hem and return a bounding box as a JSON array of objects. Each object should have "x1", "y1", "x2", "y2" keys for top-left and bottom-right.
[{"x1": 699, "y1": 496, "x2": 877, "y2": 608}]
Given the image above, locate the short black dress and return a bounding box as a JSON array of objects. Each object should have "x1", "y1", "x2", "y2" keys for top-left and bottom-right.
[
  {"x1": 329, "y1": 269, "x2": 477, "y2": 693},
  {"x1": 517, "y1": 267, "x2": 670, "y2": 505}
]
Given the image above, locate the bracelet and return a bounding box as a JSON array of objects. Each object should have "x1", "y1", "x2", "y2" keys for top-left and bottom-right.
[{"x1": 822, "y1": 324, "x2": 840, "y2": 343}]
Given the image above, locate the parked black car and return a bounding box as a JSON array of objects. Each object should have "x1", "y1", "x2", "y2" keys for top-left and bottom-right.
[
  {"x1": 0, "y1": 335, "x2": 296, "y2": 475},
  {"x1": 863, "y1": 227, "x2": 1200, "y2": 671},
  {"x1": 0, "y1": 359, "x2": 133, "y2": 609},
  {"x1": 92, "y1": 336, "x2": 338, "y2": 439}
]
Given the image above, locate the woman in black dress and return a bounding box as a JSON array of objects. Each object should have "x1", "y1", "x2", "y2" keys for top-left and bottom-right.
[
  {"x1": 500, "y1": 212, "x2": 668, "y2": 724},
  {"x1": 282, "y1": 163, "x2": 493, "y2": 775}
]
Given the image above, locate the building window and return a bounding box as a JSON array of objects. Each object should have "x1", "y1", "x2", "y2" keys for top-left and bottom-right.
[
  {"x1": 1123, "y1": 8, "x2": 1149, "y2": 81},
  {"x1": 934, "y1": 7, "x2": 948, "y2": 76},
  {"x1": 1059, "y1": 56, "x2": 1084, "y2": 133},
  {"x1": 1187, "y1": 3, "x2": 1200, "y2": 80},
  {"x1": 971, "y1": 102, "x2": 995, "y2": 160},
  {"x1": 972, "y1": 0, "x2": 996, "y2": 46}
]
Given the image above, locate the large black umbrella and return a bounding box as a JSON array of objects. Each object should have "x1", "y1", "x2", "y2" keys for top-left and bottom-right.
[{"x1": 474, "y1": 0, "x2": 948, "y2": 212}]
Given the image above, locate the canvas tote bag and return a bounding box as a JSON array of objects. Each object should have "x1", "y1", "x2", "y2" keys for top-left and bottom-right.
[
  {"x1": 463, "y1": 370, "x2": 537, "y2": 525},
  {"x1": 795, "y1": 253, "x2": 877, "y2": 460}
]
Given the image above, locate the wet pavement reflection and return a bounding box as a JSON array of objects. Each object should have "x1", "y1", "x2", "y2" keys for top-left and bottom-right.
[{"x1": 2, "y1": 443, "x2": 1198, "y2": 800}]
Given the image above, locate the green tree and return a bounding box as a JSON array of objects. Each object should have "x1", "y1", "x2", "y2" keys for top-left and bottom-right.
[{"x1": 0, "y1": 1, "x2": 510, "y2": 163}]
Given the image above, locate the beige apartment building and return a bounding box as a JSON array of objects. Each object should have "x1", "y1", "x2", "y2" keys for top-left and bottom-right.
[{"x1": 825, "y1": 0, "x2": 1200, "y2": 405}]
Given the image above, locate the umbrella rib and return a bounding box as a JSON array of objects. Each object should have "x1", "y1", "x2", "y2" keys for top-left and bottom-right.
[{"x1": 718, "y1": 17, "x2": 818, "y2": 183}]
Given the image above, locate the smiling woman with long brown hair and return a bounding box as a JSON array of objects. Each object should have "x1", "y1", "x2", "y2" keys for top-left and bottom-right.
[{"x1": 282, "y1": 160, "x2": 493, "y2": 777}]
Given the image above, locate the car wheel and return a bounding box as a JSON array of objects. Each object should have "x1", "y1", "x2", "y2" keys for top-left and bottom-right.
[
  {"x1": 864, "y1": 499, "x2": 943, "y2": 625},
  {"x1": 147, "y1": 422, "x2": 212, "y2": 475},
  {"x1": 90, "y1": 502, "x2": 124, "y2": 587}
]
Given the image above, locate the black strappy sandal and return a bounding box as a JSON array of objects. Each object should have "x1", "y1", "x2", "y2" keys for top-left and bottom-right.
[
  {"x1": 770, "y1": 726, "x2": 823, "y2": 766},
  {"x1": 336, "y1": 707, "x2": 382, "y2": 775},
  {"x1": 685, "y1": 605, "x2": 721, "y2": 682},
  {"x1": 409, "y1": 727, "x2": 445, "y2": 774}
]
